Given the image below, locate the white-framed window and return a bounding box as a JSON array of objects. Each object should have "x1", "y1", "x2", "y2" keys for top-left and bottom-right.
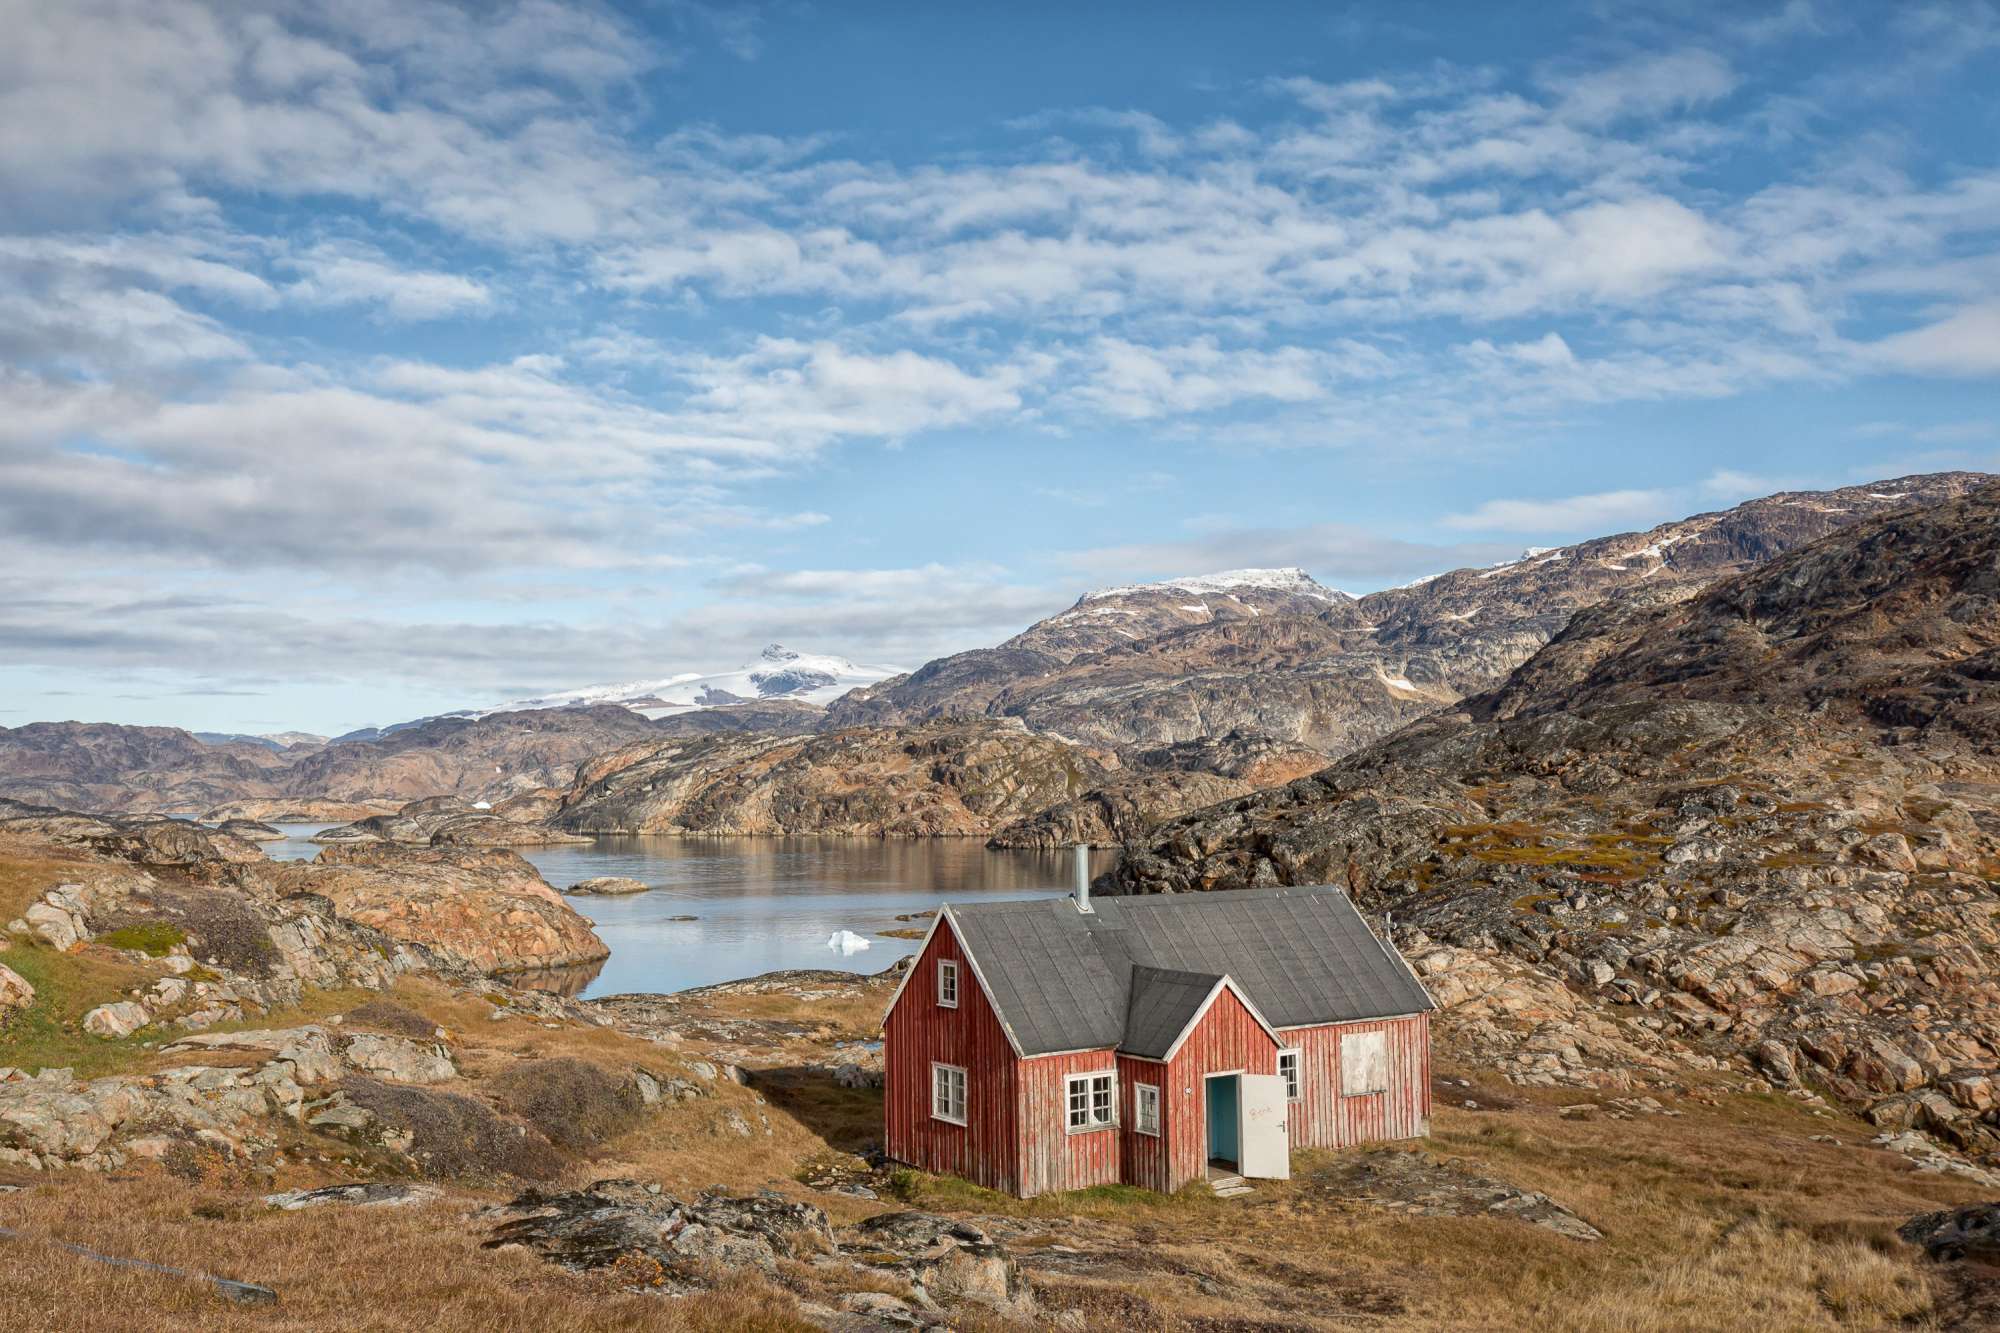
[
  {"x1": 1135, "y1": 1082, "x2": 1161, "y2": 1137},
  {"x1": 1340, "y1": 1030, "x2": 1388, "y2": 1097},
  {"x1": 1277, "y1": 1048, "x2": 1302, "y2": 1102},
  {"x1": 932, "y1": 1062, "x2": 967, "y2": 1125},
  {"x1": 1065, "y1": 1071, "x2": 1116, "y2": 1132},
  {"x1": 936, "y1": 958, "x2": 959, "y2": 1008}
]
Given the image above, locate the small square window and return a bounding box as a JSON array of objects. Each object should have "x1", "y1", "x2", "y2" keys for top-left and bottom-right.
[
  {"x1": 937, "y1": 958, "x2": 959, "y2": 1008},
  {"x1": 1277, "y1": 1049, "x2": 1302, "y2": 1102},
  {"x1": 1065, "y1": 1072, "x2": 1115, "y2": 1132},
  {"x1": 932, "y1": 1062, "x2": 967, "y2": 1124},
  {"x1": 1135, "y1": 1083, "x2": 1161, "y2": 1136}
]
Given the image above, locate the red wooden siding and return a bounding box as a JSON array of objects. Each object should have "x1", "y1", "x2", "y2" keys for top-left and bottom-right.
[
  {"x1": 882, "y1": 920, "x2": 1023, "y2": 1195},
  {"x1": 1280, "y1": 1014, "x2": 1431, "y2": 1151},
  {"x1": 885, "y1": 914, "x2": 1435, "y2": 1199},
  {"x1": 1117, "y1": 1054, "x2": 1170, "y2": 1193},
  {"x1": 1015, "y1": 1049, "x2": 1121, "y2": 1197},
  {"x1": 1159, "y1": 985, "x2": 1282, "y2": 1191}
]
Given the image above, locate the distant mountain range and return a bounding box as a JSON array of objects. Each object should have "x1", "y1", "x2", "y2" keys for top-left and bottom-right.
[
  {"x1": 1, "y1": 472, "x2": 1989, "y2": 816},
  {"x1": 453, "y1": 644, "x2": 903, "y2": 720},
  {"x1": 191, "y1": 731, "x2": 329, "y2": 752},
  {"x1": 825, "y1": 472, "x2": 1993, "y2": 755}
]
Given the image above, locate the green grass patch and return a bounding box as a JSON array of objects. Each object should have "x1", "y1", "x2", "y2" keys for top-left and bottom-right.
[
  {"x1": 0, "y1": 943, "x2": 157, "y2": 1077},
  {"x1": 94, "y1": 923, "x2": 187, "y2": 957}
]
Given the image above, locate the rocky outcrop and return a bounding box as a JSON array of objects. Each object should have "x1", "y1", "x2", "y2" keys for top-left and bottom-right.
[
  {"x1": 1902, "y1": 1202, "x2": 2000, "y2": 1264},
  {"x1": 566, "y1": 877, "x2": 650, "y2": 896},
  {"x1": 276, "y1": 706, "x2": 665, "y2": 806},
  {"x1": 1111, "y1": 484, "x2": 2000, "y2": 1153},
  {"x1": 1126, "y1": 731, "x2": 1332, "y2": 788},
  {"x1": 481, "y1": 1181, "x2": 1035, "y2": 1322},
  {"x1": 552, "y1": 719, "x2": 1116, "y2": 837},
  {"x1": 1003, "y1": 567, "x2": 1352, "y2": 661},
  {"x1": 216, "y1": 819, "x2": 285, "y2": 841},
  {"x1": 310, "y1": 797, "x2": 589, "y2": 848},
  {"x1": 202, "y1": 798, "x2": 398, "y2": 822},
  {"x1": 0, "y1": 1023, "x2": 455, "y2": 1171},
  {"x1": 986, "y1": 769, "x2": 1252, "y2": 848},
  {"x1": 482, "y1": 1180, "x2": 832, "y2": 1281},
  {"x1": 265, "y1": 844, "x2": 607, "y2": 976}
]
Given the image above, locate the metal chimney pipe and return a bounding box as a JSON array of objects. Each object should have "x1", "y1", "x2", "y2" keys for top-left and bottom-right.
[{"x1": 1073, "y1": 842, "x2": 1093, "y2": 913}]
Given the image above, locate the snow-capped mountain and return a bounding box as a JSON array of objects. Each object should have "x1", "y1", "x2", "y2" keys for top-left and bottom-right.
[
  {"x1": 1002, "y1": 567, "x2": 1352, "y2": 660},
  {"x1": 1077, "y1": 566, "x2": 1350, "y2": 603},
  {"x1": 465, "y1": 645, "x2": 905, "y2": 720}
]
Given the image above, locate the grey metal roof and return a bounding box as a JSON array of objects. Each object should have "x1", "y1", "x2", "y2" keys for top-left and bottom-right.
[
  {"x1": 946, "y1": 885, "x2": 1432, "y2": 1057},
  {"x1": 1122, "y1": 965, "x2": 1226, "y2": 1060}
]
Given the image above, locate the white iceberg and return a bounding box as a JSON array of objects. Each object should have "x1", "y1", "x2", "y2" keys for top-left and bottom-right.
[{"x1": 827, "y1": 929, "x2": 872, "y2": 954}]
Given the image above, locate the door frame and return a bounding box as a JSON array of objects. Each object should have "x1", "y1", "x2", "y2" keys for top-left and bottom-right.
[{"x1": 1201, "y1": 1069, "x2": 1245, "y2": 1168}]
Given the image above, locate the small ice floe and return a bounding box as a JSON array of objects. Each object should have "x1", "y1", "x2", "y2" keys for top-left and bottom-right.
[{"x1": 827, "y1": 929, "x2": 872, "y2": 954}]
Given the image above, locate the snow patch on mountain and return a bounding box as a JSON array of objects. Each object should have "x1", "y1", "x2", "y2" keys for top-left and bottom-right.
[
  {"x1": 465, "y1": 645, "x2": 904, "y2": 720},
  {"x1": 1079, "y1": 567, "x2": 1349, "y2": 603}
]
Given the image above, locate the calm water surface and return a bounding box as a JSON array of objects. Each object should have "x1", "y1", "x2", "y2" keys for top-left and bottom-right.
[{"x1": 264, "y1": 826, "x2": 1103, "y2": 998}]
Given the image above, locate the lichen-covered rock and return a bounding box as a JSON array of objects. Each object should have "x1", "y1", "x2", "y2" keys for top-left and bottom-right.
[
  {"x1": 264, "y1": 844, "x2": 606, "y2": 976},
  {"x1": 849, "y1": 1211, "x2": 1032, "y2": 1310},
  {"x1": 1901, "y1": 1201, "x2": 2000, "y2": 1263},
  {"x1": 482, "y1": 1180, "x2": 832, "y2": 1280},
  {"x1": 0, "y1": 964, "x2": 32, "y2": 1014},
  {"x1": 82, "y1": 1001, "x2": 149, "y2": 1038}
]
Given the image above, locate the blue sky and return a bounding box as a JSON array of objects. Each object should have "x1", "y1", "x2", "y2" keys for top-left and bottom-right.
[{"x1": 3, "y1": 0, "x2": 1998, "y2": 735}]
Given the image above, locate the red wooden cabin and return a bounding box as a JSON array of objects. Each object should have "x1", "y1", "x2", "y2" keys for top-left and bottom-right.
[{"x1": 882, "y1": 878, "x2": 1434, "y2": 1197}]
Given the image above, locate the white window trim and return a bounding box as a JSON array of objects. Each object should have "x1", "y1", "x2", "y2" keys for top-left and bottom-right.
[
  {"x1": 1277, "y1": 1047, "x2": 1302, "y2": 1102},
  {"x1": 932, "y1": 1061, "x2": 967, "y2": 1126},
  {"x1": 936, "y1": 958, "x2": 959, "y2": 1009},
  {"x1": 1064, "y1": 1071, "x2": 1117, "y2": 1134},
  {"x1": 1134, "y1": 1082, "x2": 1161, "y2": 1137}
]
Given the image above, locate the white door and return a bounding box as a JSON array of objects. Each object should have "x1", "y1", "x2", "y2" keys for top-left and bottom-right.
[{"x1": 1238, "y1": 1073, "x2": 1290, "y2": 1180}]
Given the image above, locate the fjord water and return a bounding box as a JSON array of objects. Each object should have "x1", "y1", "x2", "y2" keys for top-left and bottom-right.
[{"x1": 265, "y1": 827, "x2": 1099, "y2": 997}]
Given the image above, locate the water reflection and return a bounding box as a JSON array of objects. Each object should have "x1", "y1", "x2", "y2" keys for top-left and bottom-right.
[
  {"x1": 507, "y1": 961, "x2": 606, "y2": 998},
  {"x1": 263, "y1": 827, "x2": 1106, "y2": 998}
]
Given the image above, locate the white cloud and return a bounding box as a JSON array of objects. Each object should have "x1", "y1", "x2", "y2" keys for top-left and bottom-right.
[
  {"x1": 1441, "y1": 487, "x2": 1673, "y2": 534},
  {"x1": 1549, "y1": 49, "x2": 1740, "y2": 124},
  {"x1": 1867, "y1": 301, "x2": 2000, "y2": 376},
  {"x1": 282, "y1": 241, "x2": 494, "y2": 319}
]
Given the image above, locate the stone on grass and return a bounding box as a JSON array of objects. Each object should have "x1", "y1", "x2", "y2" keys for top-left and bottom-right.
[
  {"x1": 82, "y1": 1001, "x2": 149, "y2": 1039},
  {"x1": 0, "y1": 964, "x2": 32, "y2": 1013}
]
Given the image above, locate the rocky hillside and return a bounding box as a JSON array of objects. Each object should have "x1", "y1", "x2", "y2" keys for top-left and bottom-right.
[
  {"x1": 0, "y1": 707, "x2": 669, "y2": 815},
  {"x1": 1002, "y1": 567, "x2": 1352, "y2": 659},
  {"x1": 0, "y1": 723, "x2": 294, "y2": 813},
  {"x1": 1111, "y1": 483, "x2": 2000, "y2": 1154},
  {"x1": 827, "y1": 473, "x2": 1989, "y2": 758},
  {"x1": 551, "y1": 719, "x2": 1118, "y2": 837}
]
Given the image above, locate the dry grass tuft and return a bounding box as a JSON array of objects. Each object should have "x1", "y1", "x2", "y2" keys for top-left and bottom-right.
[
  {"x1": 488, "y1": 1057, "x2": 645, "y2": 1153},
  {"x1": 338, "y1": 1077, "x2": 566, "y2": 1182},
  {"x1": 343, "y1": 998, "x2": 441, "y2": 1039}
]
